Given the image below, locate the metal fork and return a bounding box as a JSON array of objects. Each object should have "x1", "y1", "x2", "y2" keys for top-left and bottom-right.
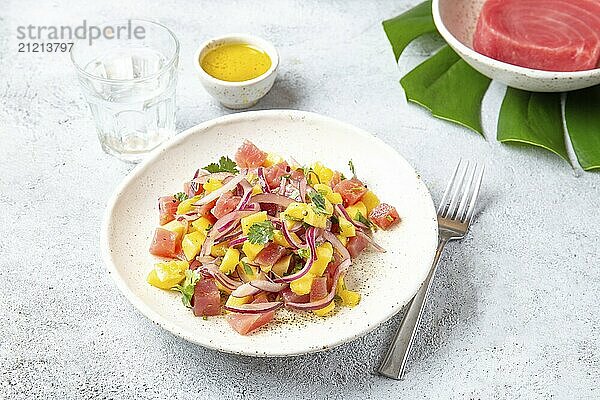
[{"x1": 378, "y1": 161, "x2": 484, "y2": 380}]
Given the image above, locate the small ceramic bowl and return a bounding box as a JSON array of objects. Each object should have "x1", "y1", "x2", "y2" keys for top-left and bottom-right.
[
  {"x1": 194, "y1": 34, "x2": 279, "y2": 109},
  {"x1": 432, "y1": 0, "x2": 600, "y2": 92}
]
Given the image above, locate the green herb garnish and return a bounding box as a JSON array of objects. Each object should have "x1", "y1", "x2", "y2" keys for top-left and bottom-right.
[
  {"x1": 174, "y1": 192, "x2": 188, "y2": 202},
  {"x1": 356, "y1": 211, "x2": 375, "y2": 230},
  {"x1": 302, "y1": 166, "x2": 320, "y2": 184},
  {"x1": 247, "y1": 221, "x2": 275, "y2": 245},
  {"x1": 290, "y1": 261, "x2": 304, "y2": 274},
  {"x1": 348, "y1": 160, "x2": 356, "y2": 176},
  {"x1": 241, "y1": 260, "x2": 254, "y2": 275},
  {"x1": 308, "y1": 191, "x2": 328, "y2": 215},
  {"x1": 172, "y1": 269, "x2": 201, "y2": 308},
  {"x1": 203, "y1": 156, "x2": 239, "y2": 174},
  {"x1": 296, "y1": 248, "x2": 311, "y2": 259}
]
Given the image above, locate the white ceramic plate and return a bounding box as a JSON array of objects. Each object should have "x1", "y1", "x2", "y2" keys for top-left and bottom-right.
[{"x1": 101, "y1": 110, "x2": 438, "y2": 356}]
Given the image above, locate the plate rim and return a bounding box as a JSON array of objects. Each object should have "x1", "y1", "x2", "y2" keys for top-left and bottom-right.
[{"x1": 100, "y1": 109, "x2": 438, "y2": 357}]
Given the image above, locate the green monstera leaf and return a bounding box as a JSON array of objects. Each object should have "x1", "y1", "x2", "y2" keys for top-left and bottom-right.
[
  {"x1": 400, "y1": 45, "x2": 491, "y2": 135},
  {"x1": 498, "y1": 88, "x2": 569, "y2": 163},
  {"x1": 565, "y1": 86, "x2": 600, "y2": 171}
]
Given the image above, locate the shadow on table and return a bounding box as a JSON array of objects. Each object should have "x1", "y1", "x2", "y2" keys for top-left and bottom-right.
[
  {"x1": 171, "y1": 247, "x2": 481, "y2": 398},
  {"x1": 218, "y1": 71, "x2": 305, "y2": 113}
]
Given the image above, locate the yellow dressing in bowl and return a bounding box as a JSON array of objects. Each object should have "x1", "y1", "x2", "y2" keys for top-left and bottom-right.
[{"x1": 200, "y1": 43, "x2": 272, "y2": 82}]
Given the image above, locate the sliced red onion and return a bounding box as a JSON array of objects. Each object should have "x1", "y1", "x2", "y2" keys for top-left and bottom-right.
[
  {"x1": 192, "y1": 171, "x2": 247, "y2": 207},
  {"x1": 299, "y1": 177, "x2": 307, "y2": 202},
  {"x1": 213, "y1": 210, "x2": 257, "y2": 234},
  {"x1": 257, "y1": 167, "x2": 270, "y2": 193},
  {"x1": 250, "y1": 193, "x2": 295, "y2": 208},
  {"x1": 288, "y1": 221, "x2": 303, "y2": 232},
  {"x1": 356, "y1": 230, "x2": 386, "y2": 252},
  {"x1": 284, "y1": 259, "x2": 351, "y2": 311},
  {"x1": 228, "y1": 236, "x2": 248, "y2": 246},
  {"x1": 273, "y1": 227, "x2": 317, "y2": 283},
  {"x1": 243, "y1": 203, "x2": 260, "y2": 211},
  {"x1": 214, "y1": 228, "x2": 243, "y2": 245},
  {"x1": 192, "y1": 172, "x2": 233, "y2": 184},
  {"x1": 231, "y1": 282, "x2": 261, "y2": 298},
  {"x1": 250, "y1": 280, "x2": 288, "y2": 292},
  {"x1": 235, "y1": 179, "x2": 253, "y2": 211},
  {"x1": 202, "y1": 264, "x2": 243, "y2": 291},
  {"x1": 189, "y1": 181, "x2": 200, "y2": 197},
  {"x1": 196, "y1": 256, "x2": 216, "y2": 264},
  {"x1": 281, "y1": 221, "x2": 302, "y2": 249},
  {"x1": 224, "y1": 301, "x2": 283, "y2": 314},
  {"x1": 321, "y1": 230, "x2": 351, "y2": 261},
  {"x1": 193, "y1": 169, "x2": 201, "y2": 180},
  {"x1": 278, "y1": 176, "x2": 287, "y2": 195},
  {"x1": 175, "y1": 212, "x2": 201, "y2": 222},
  {"x1": 334, "y1": 204, "x2": 369, "y2": 230}
]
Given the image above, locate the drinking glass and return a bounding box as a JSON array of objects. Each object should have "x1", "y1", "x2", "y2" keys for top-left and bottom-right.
[{"x1": 71, "y1": 20, "x2": 179, "y2": 163}]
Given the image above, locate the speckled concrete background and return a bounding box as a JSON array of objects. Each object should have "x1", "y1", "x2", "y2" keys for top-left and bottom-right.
[{"x1": 1, "y1": 1, "x2": 599, "y2": 399}]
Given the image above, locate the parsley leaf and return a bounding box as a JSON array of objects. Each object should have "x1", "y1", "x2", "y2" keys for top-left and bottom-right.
[
  {"x1": 172, "y1": 269, "x2": 201, "y2": 308},
  {"x1": 356, "y1": 211, "x2": 375, "y2": 230},
  {"x1": 348, "y1": 160, "x2": 356, "y2": 176},
  {"x1": 308, "y1": 191, "x2": 328, "y2": 214},
  {"x1": 174, "y1": 192, "x2": 188, "y2": 202},
  {"x1": 241, "y1": 260, "x2": 254, "y2": 275},
  {"x1": 203, "y1": 156, "x2": 239, "y2": 174},
  {"x1": 247, "y1": 221, "x2": 275, "y2": 245},
  {"x1": 296, "y1": 247, "x2": 311, "y2": 259}
]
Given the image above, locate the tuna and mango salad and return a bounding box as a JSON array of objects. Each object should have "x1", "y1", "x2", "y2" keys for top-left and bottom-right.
[{"x1": 147, "y1": 140, "x2": 401, "y2": 335}]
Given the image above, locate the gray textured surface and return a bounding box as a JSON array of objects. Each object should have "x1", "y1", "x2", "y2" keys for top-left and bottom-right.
[{"x1": 1, "y1": 1, "x2": 599, "y2": 399}]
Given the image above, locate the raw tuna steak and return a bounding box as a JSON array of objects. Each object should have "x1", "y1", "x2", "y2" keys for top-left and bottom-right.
[{"x1": 473, "y1": 0, "x2": 600, "y2": 72}]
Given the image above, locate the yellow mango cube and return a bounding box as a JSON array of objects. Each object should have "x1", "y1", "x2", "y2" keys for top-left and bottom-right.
[
  {"x1": 303, "y1": 207, "x2": 328, "y2": 228},
  {"x1": 220, "y1": 248, "x2": 240, "y2": 274},
  {"x1": 272, "y1": 254, "x2": 292, "y2": 277},
  {"x1": 273, "y1": 230, "x2": 302, "y2": 248},
  {"x1": 146, "y1": 260, "x2": 188, "y2": 289},
  {"x1": 161, "y1": 220, "x2": 186, "y2": 240},
  {"x1": 312, "y1": 162, "x2": 334, "y2": 185},
  {"x1": 309, "y1": 242, "x2": 333, "y2": 276},
  {"x1": 203, "y1": 178, "x2": 223, "y2": 193},
  {"x1": 176, "y1": 195, "x2": 201, "y2": 214},
  {"x1": 290, "y1": 273, "x2": 314, "y2": 295},
  {"x1": 345, "y1": 201, "x2": 367, "y2": 220},
  {"x1": 283, "y1": 202, "x2": 308, "y2": 221},
  {"x1": 336, "y1": 276, "x2": 361, "y2": 307},
  {"x1": 241, "y1": 211, "x2": 268, "y2": 235},
  {"x1": 181, "y1": 231, "x2": 206, "y2": 261},
  {"x1": 361, "y1": 190, "x2": 380, "y2": 213},
  {"x1": 210, "y1": 242, "x2": 228, "y2": 257},
  {"x1": 314, "y1": 183, "x2": 342, "y2": 204},
  {"x1": 263, "y1": 153, "x2": 283, "y2": 167},
  {"x1": 252, "y1": 184, "x2": 263, "y2": 195},
  {"x1": 191, "y1": 217, "x2": 213, "y2": 233},
  {"x1": 242, "y1": 241, "x2": 265, "y2": 261},
  {"x1": 225, "y1": 294, "x2": 253, "y2": 307},
  {"x1": 336, "y1": 234, "x2": 347, "y2": 246},
  {"x1": 313, "y1": 301, "x2": 335, "y2": 317},
  {"x1": 215, "y1": 281, "x2": 232, "y2": 294},
  {"x1": 338, "y1": 216, "x2": 356, "y2": 237}
]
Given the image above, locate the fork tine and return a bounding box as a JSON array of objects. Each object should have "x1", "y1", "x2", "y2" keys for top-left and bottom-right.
[
  {"x1": 455, "y1": 163, "x2": 477, "y2": 221},
  {"x1": 437, "y1": 160, "x2": 462, "y2": 215},
  {"x1": 464, "y1": 165, "x2": 485, "y2": 225},
  {"x1": 444, "y1": 161, "x2": 469, "y2": 218}
]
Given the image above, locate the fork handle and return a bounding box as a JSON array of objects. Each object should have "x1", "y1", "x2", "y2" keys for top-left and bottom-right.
[{"x1": 377, "y1": 236, "x2": 449, "y2": 380}]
